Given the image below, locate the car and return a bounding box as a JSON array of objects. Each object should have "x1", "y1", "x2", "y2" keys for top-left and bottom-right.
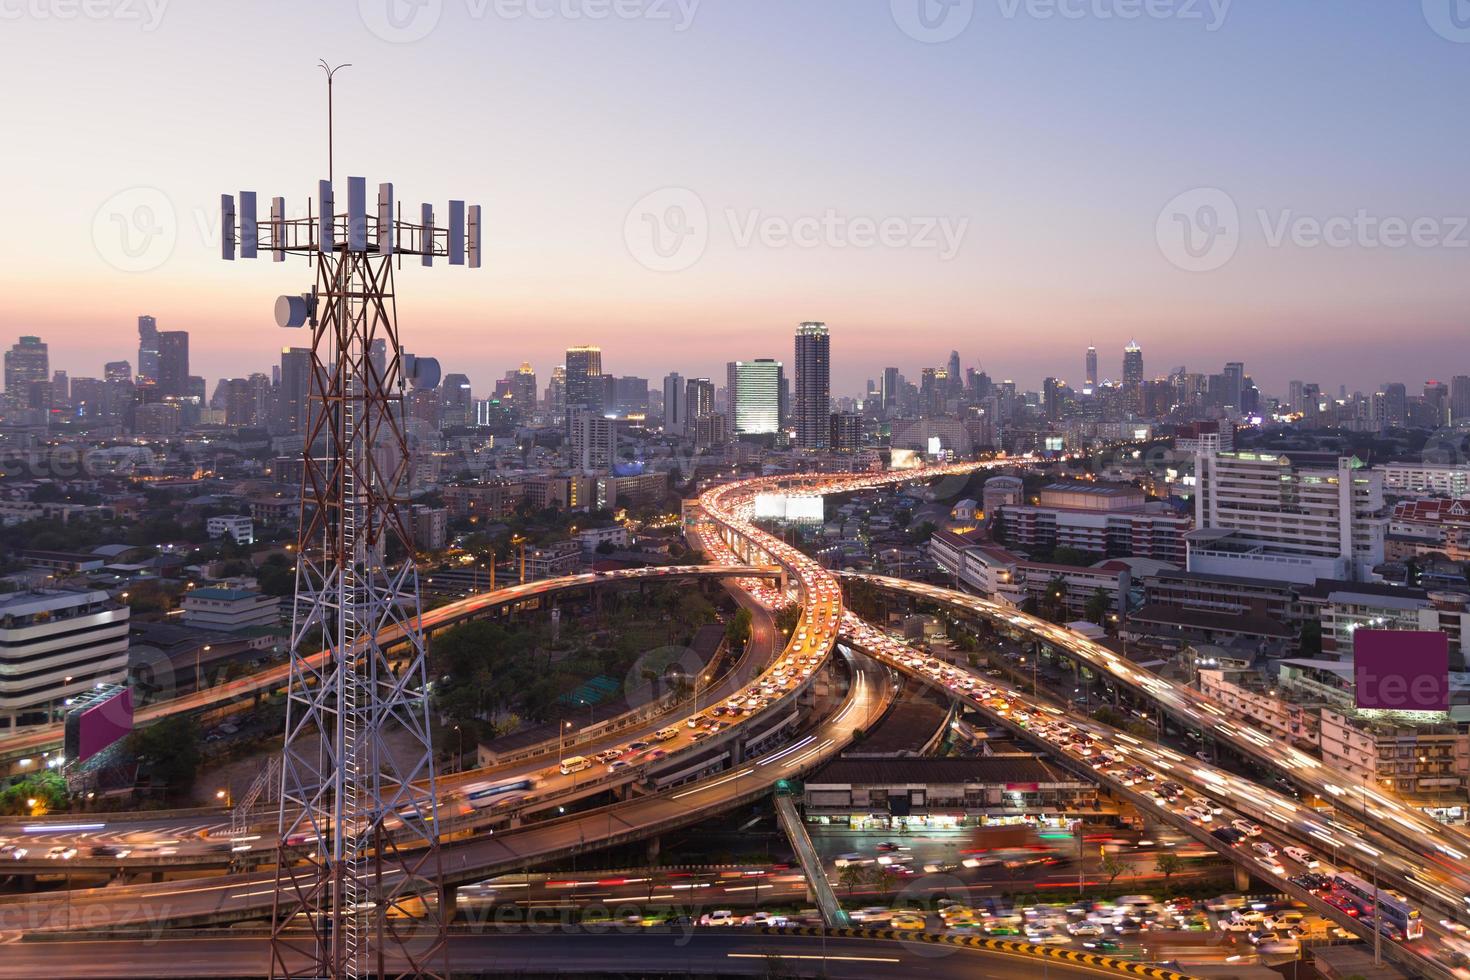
[
  {"x1": 594, "y1": 749, "x2": 623, "y2": 764},
  {"x1": 742, "y1": 911, "x2": 789, "y2": 927},
  {"x1": 1282, "y1": 846, "x2": 1318, "y2": 868},
  {"x1": 699, "y1": 910, "x2": 737, "y2": 926},
  {"x1": 1068, "y1": 921, "x2": 1104, "y2": 936},
  {"x1": 0, "y1": 844, "x2": 27, "y2": 860},
  {"x1": 1218, "y1": 918, "x2": 1254, "y2": 932},
  {"x1": 1211, "y1": 826, "x2": 1245, "y2": 846},
  {"x1": 1231, "y1": 819, "x2": 1263, "y2": 837},
  {"x1": 45, "y1": 846, "x2": 76, "y2": 860},
  {"x1": 1184, "y1": 806, "x2": 1213, "y2": 823},
  {"x1": 922, "y1": 862, "x2": 959, "y2": 874},
  {"x1": 834, "y1": 853, "x2": 867, "y2": 868},
  {"x1": 875, "y1": 841, "x2": 902, "y2": 852},
  {"x1": 1255, "y1": 855, "x2": 1286, "y2": 876},
  {"x1": 852, "y1": 907, "x2": 895, "y2": 924},
  {"x1": 689, "y1": 730, "x2": 712, "y2": 742},
  {"x1": 890, "y1": 912, "x2": 927, "y2": 930},
  {"x1": 626, "y1": 740, "x2": 650, "y2": 751},
  {"x1": 1251, "y1": 841, "x2": 1279, "y2": 858},
  {"x1": 1082, "y1": 938, "x2": 1122, "y2": 951},
  {"x1": 606, "y1": 760, "x2": 630, "y2": 774}
]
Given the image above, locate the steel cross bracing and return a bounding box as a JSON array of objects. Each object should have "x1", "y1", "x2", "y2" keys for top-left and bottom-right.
[{"x1": 267, "y1": 247, "x2": 447, "y2": 980}]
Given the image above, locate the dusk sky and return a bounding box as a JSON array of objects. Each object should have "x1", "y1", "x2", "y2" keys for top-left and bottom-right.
[{"x1": 3, "y1": 0, "x2": 1468, "y2": 398}]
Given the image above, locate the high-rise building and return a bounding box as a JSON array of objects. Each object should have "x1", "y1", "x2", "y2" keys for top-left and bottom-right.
[
  {"x1": 564, "y1": 346, "x2": 604, "y2": 420},
  {"x1": 794, "y1": 321, "x2": 831, "y2": 450},
  {"x1": 510, "y1": 363, "x2": 538, "y2": 413},
  {"x1": 157, "y1": 330, "x2": 189, "y2": 396},
  {"x1": 881, "y1": 367, "x2": 900, "y2": 416},
  {"x1": 1085, "y1": 346, "x2": 1098, "y2": 388},
  {"x1": 278, "y1": 347, "x2": 311, "y2": 435},
  {"x1": 946, "y1": 350, "x2": 962, "y2": 397},
  {"x1": 1192, "y1": 439, "x2": 1387, "y2": 584},
  {"x1": 546, "y1": 366, "x2": 566, "y2": 417},
  {"x1": 1222, "y1": 361, "x2": 1244, "y2": 411},
  {"x1": 3, "y1": 336, "x2": 48, "y2": 412},
  {"x1": 1451, "y1": 375, "x2": 1470, "y2": 422},
  {"x1": 662, "y1": 372, "x2": 685, "y2": 434},
  {"x1": 829, "y1": 411, "x2": 863, "y2": 453},
  {"x1": 685, "y1": 377, "x2": 714, "y2": 424},
  {"x1": 1122, "y1": 340, "x2": 1144, "y2": 414},
  {"x1": 0, "y1": 589, "x2": 129, "y2": 730},
  {"x1": 1380, "y1": 382, "x2": 1408, "y2": 428},
  {"x1": 569, "y1": 406, "x2": 615, "y2": 472},
  {"x1": 613, "y1": 376, "x2": 649, "y2": 416},
  {"x1": 726, "y1": 358, "x2": 783, "y2": 435},
  {"x1": 137, "y1": 315, "x2": 160, "y2": 385},
  {"x1": 441, "y1": 373, "x2": 473, "y2": 428},
  {"x1": 1424, "y1": 380, "x2": 1450, "y2": 427},
  {"x1": 104, "y1": 361, "x2": 132, "y2": 383}
]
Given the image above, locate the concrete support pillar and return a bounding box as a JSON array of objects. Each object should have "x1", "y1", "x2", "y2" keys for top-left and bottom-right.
[
  {"x1": 646, "y1": 836, "x2": 661, "y2": 864},
  {"x1": 1233, "y1": 863, "x2": 1251, "y2": 892},
  {"x1": 441, "y1": 886, "x2": 458, "y2": 923}
]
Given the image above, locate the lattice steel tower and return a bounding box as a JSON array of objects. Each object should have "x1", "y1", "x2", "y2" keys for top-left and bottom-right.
[{"x1": 219, "y1": 64, "x2": 482, "y2": 980}]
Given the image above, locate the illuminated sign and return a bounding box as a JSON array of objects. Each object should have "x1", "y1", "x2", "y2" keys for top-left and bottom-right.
[
  {"x1": 753, "y1": 494, "x2": 824, "y2": 524},
  {"x1": 890, "y1": 449, "x2": 922, "y2": 471}
]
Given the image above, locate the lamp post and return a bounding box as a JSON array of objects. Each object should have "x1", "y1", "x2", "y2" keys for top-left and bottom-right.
[
  {"x1": 196, "y1": 644, "x2": 212, "y2": 692},
  {"x1": 453, "y1": 725, "x2": 463, "y2": 773}
]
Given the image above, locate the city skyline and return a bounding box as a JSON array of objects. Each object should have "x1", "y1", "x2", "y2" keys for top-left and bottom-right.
[{"x1": 5, "y1": 2, "x2": 1469, "y2": 395}]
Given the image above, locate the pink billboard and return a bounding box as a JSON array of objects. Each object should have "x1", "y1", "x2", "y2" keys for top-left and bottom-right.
[
  {"x1": 1354, "y1": 630, "x2": 1449, "y2": 711},
  {"x1": 64, "y1": 686, "x2": 134, "y2": 764}
]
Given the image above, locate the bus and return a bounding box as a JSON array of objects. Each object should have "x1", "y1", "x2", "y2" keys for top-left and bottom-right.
[
  {"x1": 1332, "y1": 872, "x2": 1423, "y2": 940},
  {"x1": 461, "y1": 778, "x2": 535, "y2": 810}
]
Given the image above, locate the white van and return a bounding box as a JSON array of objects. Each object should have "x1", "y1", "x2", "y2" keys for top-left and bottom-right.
[{"x1": 559, "y1": 756, "x2": 591, "y2": 775}]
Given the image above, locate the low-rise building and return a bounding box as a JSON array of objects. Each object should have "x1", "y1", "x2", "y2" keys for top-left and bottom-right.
[
  {"x1": 0, "y1": 589, "x2": 129, "y2": 730},
  {"x1": 181, "y1": 587, "x2": 280, "y2": 632},
  {"x1": 577, "y1": 525, "x2": 629, "y2": 553},
  {"x1": 998, "y1": 481, "x2": 1190, "y2": 564},
  {"x1": 524, "y1": 540, "x2": 582, "y2": 580},
  {"x1": 929, "y1": 530, "x2": 1130, "y2": 619},
  {"x1": 205, "y1": 514, "x2": 254, "y2": 545}
]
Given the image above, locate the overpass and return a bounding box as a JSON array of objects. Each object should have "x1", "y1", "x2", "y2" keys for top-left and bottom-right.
[
  {"x1": 0, "y1": 564, "x2": 783, "y2": 769},
  {"x1": 837, "y1": 610, "x2": 1466, "y2": 980},
  {"x1": 844, "y1": 574, "x2": 1470, "y2": 895}
]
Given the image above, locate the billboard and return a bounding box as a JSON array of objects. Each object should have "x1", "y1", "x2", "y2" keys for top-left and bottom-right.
[
  {"x1": 63, "y1": 685, "x2": 134, "y2": 764},
  {"x1": 753, "y1": 493, "x2": 824, "y2": 524},
  {"x1": 890, "y1": 449, "x2": 922, "y2": 471},
  {"x1": 1354, "y1": 630, "x2": 1449, "y2": 711}
]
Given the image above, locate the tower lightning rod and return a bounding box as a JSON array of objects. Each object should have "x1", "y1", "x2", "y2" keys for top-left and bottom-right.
[{"x1": 319, "y1": 60, "x2": 351, "y2": 186}]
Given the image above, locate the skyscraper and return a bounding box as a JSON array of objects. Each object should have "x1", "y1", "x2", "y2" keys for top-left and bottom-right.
[
  {"x1": 564, "y1": 346, "x2": 603, "y2": 421},
  {"x1": 510, "y1": 362, "x2": 538, "y2": 412},
  {"x1": 686, "y1": 377, "x2": 714, "y2": 423},
  {"x1": 726, "y1": 358, "x2": 783, "y2": 435},
  {"x1": 157, "y1": 330, "x2": 189, "y2": 396},
  {"x1": 1122, "y1": 340, "x2": 1144, "y2": 415},
  {"x1": 137, "y1": 315, "x2": 159, "y2": 385},
  {"x1": 1451, "y1": 376, "x2": 1470, "y2": 422},
  {"x1": 278, "y1": 347, "x2": 311, "y2": 435},
  {"x1": 662, "y1": 372, "x2": 685, "y2": 434},
  {"x1": 1222, "y1": 361, "x2": 1244, "y2": 411},
  {"x1": 441, "y1": 373, "x2": 473, "y2": 428},
  {"x1": 3, "y1": 336, "x2": 48, "y2": 412},
  {"x1": 947, "y1": 350, "x2": 962, "y2": 397},
  {"x1": 882, "y1": 367, "x2": 899, "y2": 416},
  {"x1": 794, "y1": 321, "x2": 831, "y2": 450},
  {"x1": 1085, "y1": 346, "x2": 1098, "y2": 388}
]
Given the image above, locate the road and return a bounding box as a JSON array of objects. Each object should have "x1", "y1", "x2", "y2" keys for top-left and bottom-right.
[{"x1": 0, "y1": 929, "x2": 1165, "y2": 979}]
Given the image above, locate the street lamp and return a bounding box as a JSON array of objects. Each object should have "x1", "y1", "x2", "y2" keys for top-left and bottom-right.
[
  {"x1": 453, "y1": 725, "x2": 463, "y2": 773},
  {"x1": 559, "y1": 720, "x2": 572, "y2": 766},
  {"x1": 196, "y1": 644, "x2": 212, "y2": 691},
  {"x1": 216, "y1": 788, "x2": 231, "y2": 807}
]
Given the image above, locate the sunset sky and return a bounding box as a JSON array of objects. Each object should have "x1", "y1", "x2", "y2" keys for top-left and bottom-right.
[{"x1": 3, "y1": 0, "x2": 1468, "y2": 398}]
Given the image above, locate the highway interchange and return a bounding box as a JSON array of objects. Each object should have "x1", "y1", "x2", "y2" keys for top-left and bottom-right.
[{"x1": 3, "y1": 461, "x2": 1468, "y2": 977}]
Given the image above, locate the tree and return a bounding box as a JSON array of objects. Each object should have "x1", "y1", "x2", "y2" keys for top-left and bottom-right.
[
  {"x1": 1299, "y1": 619, "x2": 1322, "y2": 657},
  {"x1": 1100, "y1": 854, "x2": 1127, "y2": 886},
  {"x1": 838, "y1": 863, "x2": 869, "y2": 896},
  {"x1": 0, "y1": 772, "x2": 68, "y2": 816},
  {"x1": 774, "y1": 604, "x2": 802, "y2": 637},
  {"x1": 1085, "y1": 587, "x2": 1111, "y2": 626},
  {"x1": 1091, "y1": 706, "x2": 1124, "y2": 727},
  {"x1": 725, "y1": 607, "x2": 753, "y2": 648},
  {"x1": 1155, "y1": 852, "x2": 1182, "y2": 890},
  {"x1": 127, "y1": 716, "x2": 202, "y2": 794}
]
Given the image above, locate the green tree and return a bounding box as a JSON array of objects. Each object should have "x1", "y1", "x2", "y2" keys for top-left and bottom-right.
[
  {"x1": 127, "y1": 716, "x2": 202, "y2": 794},
  {"x1": 838, "y1": 863, "x2": 868, "y2": 896},
  {"x1": 774, "y1": 604, "x2": 802, "y2": 637},
  {"x1": 725, "y1": 607, "x2": 753, "y2": 648},
  {"x1": 0, "y1": 772, "x2": 68, "y2": 815},
  {"x1": 1155, "y1": 852, "x2": 1182, "y2": 890},
  {"x1": 1100, "y1": 854, "x2": 1127, "y2": 886},
  {"x1": 1085, "y1": 587, "x2": 1111, "y2": 626}
]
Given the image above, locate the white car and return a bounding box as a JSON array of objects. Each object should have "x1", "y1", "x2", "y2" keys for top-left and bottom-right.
[
  {"x1": 1282, "y1": 846, "x2": 1318, "y2": 868},
  {"x1": 1251, "y1": 841, "x2": 1279, "y2": 859},
  {"x1": 699, "y1": 910, "x2": 737, "y2": 926},
  {"x1": 1231, "y1": 819, "x2": 1263, "y2": 837}
]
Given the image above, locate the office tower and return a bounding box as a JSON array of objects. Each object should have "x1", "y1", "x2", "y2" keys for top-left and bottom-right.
[
  {"x1": 1042, "y1": 377, "x2": 1066, "y2": 421},
  {"x1": 726, "y1": 358, "x2": 783, "y2": 435},
  {"x1": 569, "y1": 406, "x2": 615, "y2": 472},
  {"x1": 1085, "y1": 346, "x2": 1098, "y2": 388},
  {"x1": 794, "y1": 321, "x2": 831, "y2": 450},
  {"x1": 1451, "y1": 376, "x2": 1470, "y2": 422},
  {"x1": 662, "y1": 372, "x2": 685, "y2": 434},
  {"x1": 1222, "y1": 361, "x2": 1244, "y2": 411},
  {"x1": 367, "y1": 338, "x2": 387, "y2": 380},
  {"x1": 50, "y1": 371, "x2": 69, "y2": 410},
  {"x1": 1380, "y1": 382, "x2": 1408, "y2": 428},
  {"x1": 546, "y1": 366, "x2": 566, "y2": 417},
  {"x1": 137, "y1": 315, "x2": 159, "y2": 384},
  {"x1": 564, "y1": 346, "x2": 604, "y2": 421},
  {"x1": 278, "y1": 347, "x2": 311, "y2": 435},
  {"x1": 104, "y1": 361, "x2": 131, "y2": 383},
  {"x1": 511, "y1": 363, "x2": 537, "y2": 412},
  {"x1": 829, "y1": 411, "x2": 862, "y2": 453},
  {"x1": 70, "y1": 378, "x2": 104, "y2": 419},
  {"x1": 156, "y1": 330, "x2": 189, "y2": 396},
  {"x1": 1192, "y1": 439, "x2": 1387, "y2": 584},
  {"x1": 4, "y1": 336, "x2": 48, "y2": 411},
  {"x1": 1424, "y1": 381, "x2": 1450, "y2": 427},
  {"x1": 947, "y1": 350, "x2": 962, "y2": 397},
  {"x1": 1122, "y1": 340, "x2": 1143, "y2": 414},
  {"x1": 881, "y1": 367, "x2": 899, "y2": 416},
  {"x1": 614, "y1": 376, "x2": 649, "y2": 416},
  {"x1": 1287, "y1": 380, "x2": 1306, "y2": 414},
  {"x1": 920, "y1": 367, "x2": 948, "y2": 417},
  {"x1": 686, "y1": 377, "x2": 714, "y2": 425},
  {"x1": 441, "y1": 373, "x2": 473, "y2": 428}
]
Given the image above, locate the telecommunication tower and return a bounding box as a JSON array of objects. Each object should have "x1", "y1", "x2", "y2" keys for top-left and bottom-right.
[{"x1": 220, "y1": 62, "x2": 482, "y2": 980}]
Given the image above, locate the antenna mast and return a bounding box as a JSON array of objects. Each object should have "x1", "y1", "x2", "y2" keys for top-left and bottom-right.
[{"x1": 219, "y1": 63, "x2": 483, "y2": 980}]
